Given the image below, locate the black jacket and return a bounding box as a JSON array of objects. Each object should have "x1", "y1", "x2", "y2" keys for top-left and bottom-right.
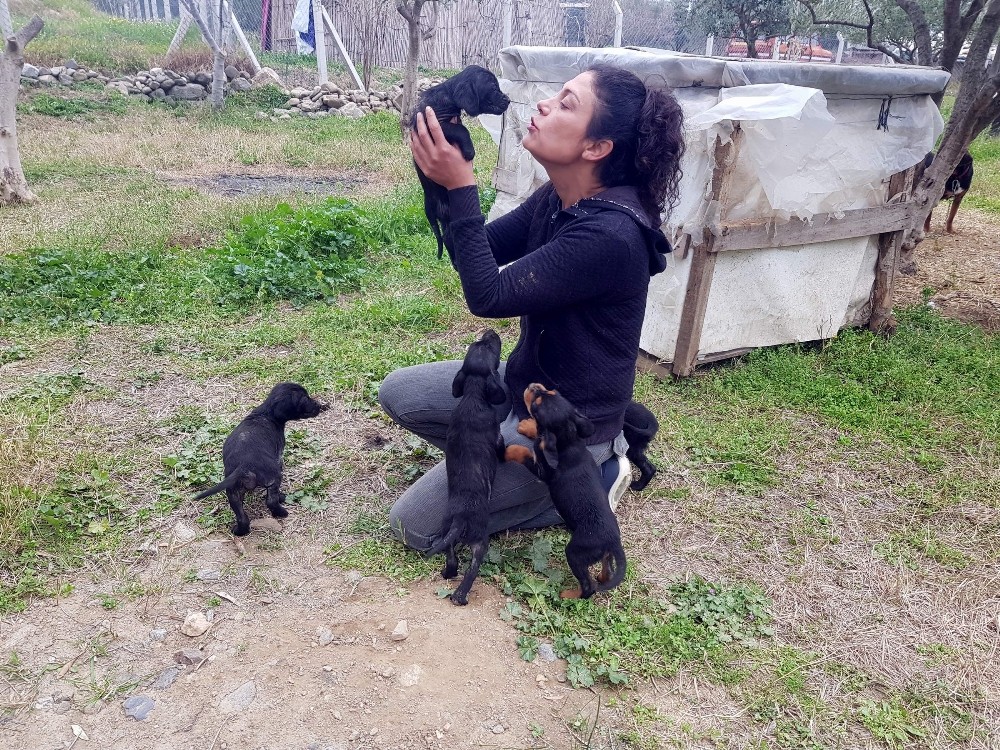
[{"x1": 445, "y1": 182, "x2": 670, "y2": 443}]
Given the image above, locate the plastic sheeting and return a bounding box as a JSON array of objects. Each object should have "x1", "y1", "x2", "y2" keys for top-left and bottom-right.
[{"x1": 484, "y1": 46, "x2": 948, "y2": 365}]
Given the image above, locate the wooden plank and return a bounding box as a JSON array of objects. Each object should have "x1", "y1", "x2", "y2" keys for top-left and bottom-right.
[
  {"x1": 672, "y1": 128, "x2": 741, "y2": 378},
  {"x1": 312, "y1": 0, "x2": 328, "y2": 84},
  {"x1": 712, "y1": 201, "x2": 915, "y2": 253},
  {"x1": 868, "y1": 168, "x2": 914, "y2": 334},
  {"x1": 167, "y1": 10, "x2": 193, "y2": 56},
  {"x1": 321, "y1": 6, "x2": 365, "y2": 91},
  {"x1": 672, "y1": 243, "x2": 719, "y2": 377},
  {"x1": 223, "y1": 0, "x2": 261, "y2": 72},
  {"x1": 636, "y1": 350, "x2": 673, "y2": 380}
]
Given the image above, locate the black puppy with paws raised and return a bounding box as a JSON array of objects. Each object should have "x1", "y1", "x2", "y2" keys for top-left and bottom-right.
[{"x1": 507, "y1": 384, "x2": 627, "y2": 600}]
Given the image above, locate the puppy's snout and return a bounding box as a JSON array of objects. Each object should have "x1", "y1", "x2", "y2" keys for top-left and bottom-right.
[{"x1": 317, "y1": 401, "x2": 330, "y2": 412}]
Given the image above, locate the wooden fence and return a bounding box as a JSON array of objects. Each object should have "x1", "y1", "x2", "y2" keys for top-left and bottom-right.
[{"x1": 269, "y1": 0, "x2": 621, "y2": 72}]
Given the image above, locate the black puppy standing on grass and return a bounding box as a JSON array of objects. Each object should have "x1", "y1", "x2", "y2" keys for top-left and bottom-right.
[
  {"x1": 426, "y1": 329, "x2": 507, "y2": 606},
  {"x1": 507, "y1": 384, "x2": 627, "y2": 600},
  {"x1": 193, "y1": 382, "x2": 329, "y2": 536},
  {"x1": 408, "y1": 65, "x2": 510, "y2": 264}
]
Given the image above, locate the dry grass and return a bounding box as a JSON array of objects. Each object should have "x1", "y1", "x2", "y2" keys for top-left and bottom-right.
[{"x1": 896, "y1": 208, "x2": 1000, "y2": 332}]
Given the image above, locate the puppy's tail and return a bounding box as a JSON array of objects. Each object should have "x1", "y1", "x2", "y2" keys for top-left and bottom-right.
[
  {"x1": 192, "y1": 472, "x2": 243, "y2": 501},
  {"x1": 426, "y1": 519, "x2": 465, "y2": 558},
  {"x1": 595, "y1": 545, "x2": 627, "y2": 593}
]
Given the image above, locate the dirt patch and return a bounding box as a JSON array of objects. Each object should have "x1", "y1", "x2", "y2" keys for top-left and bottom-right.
[
  {"x1": 159, "y1": 170, "x2": 375, "y2": 199},
  {"x1": 894, "y1": 208, "x2": 1000, "y2": 332},
  {"x1": 0, "y1": 531, "x2": 616, "y2": 750}
]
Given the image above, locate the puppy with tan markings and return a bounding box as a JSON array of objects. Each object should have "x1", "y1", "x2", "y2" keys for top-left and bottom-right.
[
  {"x1": 506, "y1": 384, "x2": 627, "y2": 599},
  {"x1": 426, "y1": 329, "x2": 507, "y2": 605},
  {"x1": 193, "y1": 382, "x2": 328, "y2": 536}
]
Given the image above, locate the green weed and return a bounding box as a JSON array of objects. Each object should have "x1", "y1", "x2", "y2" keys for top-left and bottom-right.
[
  {"x1": 857, "y1": 697, "x2": 926, "y2": 749},
  {"x1": 206, "y1": 198, "x2": 372, "y2": 306},
  {"x1": 19, "y1": 92, "x2": 128, "y2": 119}
]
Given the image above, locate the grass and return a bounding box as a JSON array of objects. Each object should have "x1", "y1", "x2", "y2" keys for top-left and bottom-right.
[{"x1": 2, "y1": 64, "x2": 998, "y2": 749}]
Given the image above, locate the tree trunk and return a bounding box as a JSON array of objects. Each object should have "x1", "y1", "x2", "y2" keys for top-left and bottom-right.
[
  {"x1": 211, "y1": 4, "x2": 227, "y2": 111},
  {"x1": 902, "y1": 0, "x2": 1000, "y2": 270},
  {"x1": 0, "y1": 15, "x2": 43, "y2": 205},
  {"x1": 180, "y1": 0, "x2": 226, "y2": 111},
  {"x1": 397, "y1": 0, "x2": 426, "y2": 119}
]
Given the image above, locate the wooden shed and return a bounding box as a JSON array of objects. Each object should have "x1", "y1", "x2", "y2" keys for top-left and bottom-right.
[{"x1": 485, "y1": 47, "x2": 950, "y2": 376}]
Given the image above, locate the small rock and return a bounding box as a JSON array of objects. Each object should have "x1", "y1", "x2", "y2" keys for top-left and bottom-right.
[
  {"x1": 251, "y1": 66, "x2": 283, "y2": 87},
  {"x1": 339, "y1": 102, "x2": 364, "y2": 120},
  {"x1": 72, "y1": 70, "x2": 89, "y2": 82},
  {"x1": 34, "y1": 696, "x2": 53, "y2": 711},
  {"x1": 397, "y1": 664, "x2": 422, "y2": 687},
  {"x1": 152, "y1": 667, "x2": 180, "y2": 690},
  {"x1": 492, "y1": 724, "x2": 505, "y2": 734},
  {"x1": 173, "y1": 521, "x2": 198, "y2": 543},
  {"x1": 71, "y1": 725, "x2": 89, "y2": 741},
  {"x1": 63, "y1": 59, "x2": 78, "y2": 70},
  {"x1": 219, "y1": 681, "x2": 257, "y2": 713},
  {"x1": 50, "y1": 66, "x2": 64, "y2": 76},
  {"x1": 537, "y1": 643, "x2": 558, "y2": 663},
  {"x1": 322, "y1": 665, "x2": 334, "y2": 672},
  {"x1": 171, "y1": 83, "x2": 208, "y2": 101},
  {"x1": 345, "y1": 570, "x2": 363, "y2": 584},
  {"x1": 21, "y1": 63, "x2": 39, "y2": 79},
  {"x1": 316, "y1": 627, "x2": 333, "y2": 646},
  {"x1": 249, "y1": 517, "x2": 282, "y2": 532},
  {"x1": 230, "y1": 77, "x2": 252, "y2": 93},
  {"x1": 224, "y1": 64, "x2": 239, "y2": 81},
  {"x1": 380, "y1": 666, "x2": 395, "y2": 679},
  {"x1": 173, "y1": 648, "x2": 204, "y2": 665},
  {"x1": 196, "y1": 569, "x2": 221, "y2": 581},
  {"x1": 38, "y1": 74, "x2": 55, "y2": 85},
  {"x1": 535, "y1": 674, "x2": 547, "y2": 683},
  {"x1": 390, "y1": 620, "x2": 409, "y2": 641},
  {"x1": 180, "y1": 612, "x2": 212, "y2": 637},
  {"x1": 149, "y1": 628, "x2": 168, "y2": 642},
  {"x1": 123, "y1": 694, "x2": 156, "y2": 721}
]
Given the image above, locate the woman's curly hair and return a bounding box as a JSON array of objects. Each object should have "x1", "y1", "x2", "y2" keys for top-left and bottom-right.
[{"x1": 586, "y1": 65, "x2": 685, "y2": 228}]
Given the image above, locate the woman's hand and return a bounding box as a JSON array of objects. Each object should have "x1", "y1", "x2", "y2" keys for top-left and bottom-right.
[{"x1": 410, "y1": 107, "x2": 476, "y2": 191}]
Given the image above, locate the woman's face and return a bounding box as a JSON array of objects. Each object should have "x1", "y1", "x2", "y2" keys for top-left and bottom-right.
[{"x1": 523, "y1": 72, "x2": 600, "y2": 167}]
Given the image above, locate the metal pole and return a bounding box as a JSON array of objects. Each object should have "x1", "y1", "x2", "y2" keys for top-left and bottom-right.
[
  {"x1": 706, "y1": 34, "x2": 714, "y2": 56},
  {"x1": 835, "y1": 32, "x2": 845, "y2": 64},
  {"x1": 612, "y1": 0, "x2": 622, "y2": 47}
]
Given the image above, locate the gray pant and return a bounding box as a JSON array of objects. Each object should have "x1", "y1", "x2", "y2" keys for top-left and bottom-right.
[{"x1": 378, "y1": 360, "x2": 624, "y2": 553}]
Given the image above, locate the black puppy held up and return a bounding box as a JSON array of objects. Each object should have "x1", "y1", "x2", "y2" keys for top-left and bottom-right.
[
  {"x1": 409, "y1": 65, "x2": 510, "y2": 264},
  {"x1": 426, "y1": 329, "x2": 507, "y2": 606},
  {"x1": 193, "y1": 382, "x2": 328, "y2": 536}
]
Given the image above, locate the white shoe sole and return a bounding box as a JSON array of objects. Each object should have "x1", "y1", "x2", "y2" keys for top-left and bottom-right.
[{"x1": 608, "y1": 454, "x2": 631, "y2": 513}]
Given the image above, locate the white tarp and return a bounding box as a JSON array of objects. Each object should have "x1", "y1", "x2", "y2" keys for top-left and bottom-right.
[{"x1": 484, "y1": 46, "x2": 947, "y2": 365}]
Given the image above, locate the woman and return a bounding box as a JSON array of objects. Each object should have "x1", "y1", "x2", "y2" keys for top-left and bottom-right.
[{"x1": 379, "y1": 65, "x2": 684, "y2": 552}]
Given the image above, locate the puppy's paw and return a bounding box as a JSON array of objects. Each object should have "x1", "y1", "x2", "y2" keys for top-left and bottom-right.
[
  {"x1": 269, "y1": 506, "x2": 289, "y2": 519},
  {"x1": 517, "y1": 418, "x2": 538, "y2": 439},
  {"x1": 450, "y1": 593, "x2": 469, "y2": 606},
  {"x1": 231, "y1": 523, "x2": 252, "y2": 537},
  {"x1": 504, "y1": 445, "x2": 533, "y2": 464},
  {"x1": 441, "y1": 565, "x2": 458, "y2": 580}
]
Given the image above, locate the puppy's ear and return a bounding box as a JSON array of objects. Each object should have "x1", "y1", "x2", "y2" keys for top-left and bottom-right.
[
  {"x1": 486, "y1": 373, "x2": 507, "y2": 406},
  {"x1": 452, "y1": 369, "x2": 467, "y2": 399},
  {"x1": 450, "y1": 77, "x2": 479, "y2": 115},
  {"x1": 538, "y1": 430, "x2": 559, "y2": 471},
  {"x1": 572, "y1": 411, "x2": 595, "y2": 439}
]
